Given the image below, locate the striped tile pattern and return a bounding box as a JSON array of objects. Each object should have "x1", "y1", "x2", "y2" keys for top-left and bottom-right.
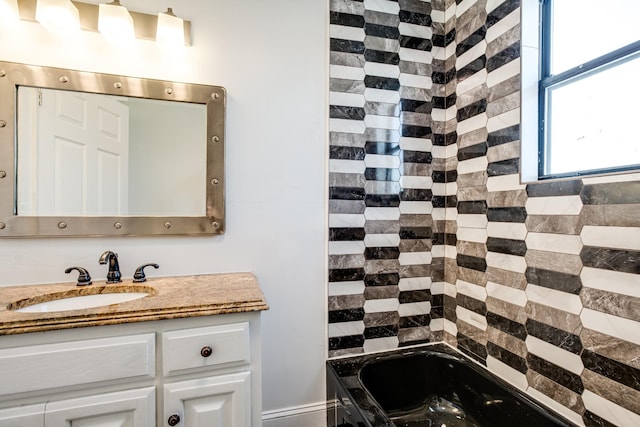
[{"x1": 328, "y1": 0, "x2": 640, "y2": 425}]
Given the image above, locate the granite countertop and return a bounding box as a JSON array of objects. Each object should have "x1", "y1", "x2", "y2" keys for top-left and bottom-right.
[{"x1": 0, "y1": 273, "x2": 269, "y2": 335}]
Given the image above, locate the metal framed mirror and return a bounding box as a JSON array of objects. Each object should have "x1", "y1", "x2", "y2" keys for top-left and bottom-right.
[{"x1": 0, "y1": 60, "x2": 225, "y2": 237}]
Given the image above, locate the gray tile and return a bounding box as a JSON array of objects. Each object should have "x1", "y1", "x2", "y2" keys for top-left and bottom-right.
[
  {"x1": 330, "y1": 131, "x2": 368, "y2": 147},
  {"x1": 364, "y1": 220, "x2": 401, "y2": 234},
  {"x1": 329, "y1": 199, "x2": 367, "y2": 214},
  {"x1": 329, "y1": 254, "x2": 366, "y2": 269},
  {"x1": 525, "y1": 301, "x2": 583, "y2": 334},
  {"x1": 580, "y1": 329, "x2": 640, "y2": 370},
  {"x1": 488, "y1": 74, "x2": 520, "y2": 103},
  {"x1": 526, "y1": 370, "x2": 585, "y2": 415},
  {"x1": 364, "y1": 285, "x2": 400, "y2": 300},
  {"x1": 486, "y1": 189, "x2": 527, "y2": 208},
  {"x1": 486, "y1": 266, "x2": 527, "y2": 290},
  {"x1": 458, "y1": 127, "x2": 489, "y2": 149},
  {"x1": 580, "y1": 288, "x2": 640, "y2": 321},
  {"x1": 329, "y1": 294, "x2": 366, "y2": 311},
  {"x1": 582, "y1": 369, "x2": 640, "y2": 417},
  {"x1": 579, "y1": 204, "x2": 640, "y2": 227},
  {"x1": 364, "y1": 311, "x2": 400, "y2": 327},
  {"x1": 525, "y1": 250, "x2": 582, "y2": 276},
  {"x1": 525, "y1": 215, "x2": 582, "y2": 235},
  {"x1": 330, "y1": 51, "x2": 366, "y2": 68},
  {"x1": 486, "y1": 91, "x2": 520, "y2": 118}
]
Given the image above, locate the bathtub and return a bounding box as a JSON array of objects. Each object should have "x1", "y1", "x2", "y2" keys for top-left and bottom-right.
[{"x1": 327, "y1": 343, "x2": 576, "y2": 427}]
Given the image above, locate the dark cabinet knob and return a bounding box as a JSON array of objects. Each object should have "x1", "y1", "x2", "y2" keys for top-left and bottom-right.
[
  {"x1": 200, "y1": 346, "x2": 213, "y2": 358},
  {"x1": 167, "y1": 413, "x2": 180, "y2": 426}
]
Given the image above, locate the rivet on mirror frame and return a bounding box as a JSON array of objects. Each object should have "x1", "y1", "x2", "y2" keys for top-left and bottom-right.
[
  {"x1": 165, "y1": 87, "x2": 173, "y2": 95},
  {"x1": 211, "y1": 136, "x2": 220, "y2": 143},
  {"x1": 59, "y1": 76, "x2": 69, "y2": 83},
  {"x1": 0, "y1": 223, "x2": 5, "y2": 230},
  {"x1": 211, "y1": 178, "x2": 219, "y2": 185},
  {"x1": 114, "y1": 222, "x2": 123, "y2": 230},
  {"x1": 212, "y1": 221, "x2": 220, "y2": 229},
  {"x1": 0, "y1": 120, "x2": 5, "y2": 128},
  {"x1": 212, "y1": 93, "x2": 219, "y2": 100},
  {"x1": 0, "y1": 171, "x2": 6, "y2": 178},
  {"x1": 0, "y1": 70, "x2": 5, "y2": 77},
  {"x1": 114, "y1": 82, "x2": 123, "y2": 89},
  {"x1": 164, "y1": 222, "x2": 172, "y2": 229},
  {"x1": 58, "y1": 221, "x2": 67, "y2": 229}
]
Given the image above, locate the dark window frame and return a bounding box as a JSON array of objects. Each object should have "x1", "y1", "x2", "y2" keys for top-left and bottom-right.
[{"x1": 538, "y1": 0, "x2": 640, "y2": 180}]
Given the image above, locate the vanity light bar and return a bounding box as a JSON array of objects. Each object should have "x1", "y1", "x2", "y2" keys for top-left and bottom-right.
[{"x1": 14, "y1": 0, "x2": 192, "y2": 45}]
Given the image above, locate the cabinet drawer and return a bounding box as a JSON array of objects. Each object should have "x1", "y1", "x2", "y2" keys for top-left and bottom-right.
[
  {"x1": 0, "y1": 333, "x2": 155, "y2": 396},
  {"x1": 162, "y1": 322, "x2": 250, "y2": 376}
]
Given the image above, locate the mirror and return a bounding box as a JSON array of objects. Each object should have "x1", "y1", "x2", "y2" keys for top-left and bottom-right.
[{"x1": 0, "y1": 60, "x2": 225, "y2": 237}]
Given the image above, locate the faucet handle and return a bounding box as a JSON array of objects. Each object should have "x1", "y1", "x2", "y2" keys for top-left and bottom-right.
[
  {"x1": 65, "y1": 266, "x2": 92, "y2": 286},
  {"x1": 133, "y1": 263, "x2": 159, "y2": 283}
]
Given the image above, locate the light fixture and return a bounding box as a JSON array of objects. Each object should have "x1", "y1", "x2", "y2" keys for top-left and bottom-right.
[
  {"x1": 98, "y1": 0, "x2": 134, "y2": 43},
  {"x1": 156, "y1": 7, "x2": 184, "y2": 47},
  {"x1": 35, "y1": 0, "x2": 80, "y2": 35},
  {"x1": 0, "y1": 0, "x2": 20, "y2": 27}
]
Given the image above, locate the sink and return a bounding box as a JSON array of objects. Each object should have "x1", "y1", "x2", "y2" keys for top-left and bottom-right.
[{"x1": 9, "y1": 286, "x2": 154, "y2": 313}]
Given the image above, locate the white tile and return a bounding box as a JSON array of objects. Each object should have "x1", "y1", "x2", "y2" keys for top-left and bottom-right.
[
  {"x1": 364, "y1": 154, "x2": 400, "y2": 168},
  {"x1": 363, "y1": 336, "x2": 399, "y2": 353},
  {"x1": 526, "y1": 284, "x2": 583, "y2": 315},
  {"x1": 525, "y1": 233, "x2": 583, "y2": 255},
  {"x1": 525, "y1": 196, "x2": 583, "y2": 215},
  {"x1": 364, "y1": 0, "x2": 400, "y2": 14},
  {"x1": 444, "y1": 281, "x2": 457, "y2": 297},
  {"x1": 364, "y1": 207, "x2": 400, "y2": 221},
  {"x1": 328, "y1": 321, "x2": 365, "y2": 338},
  {"x1": 399, "y1": 201, "x2": 433, "y2": 214},
  {"x1": 457, "y1": 70, "x2": 488, "y2": 95},
  {"x1": 456, "y1": 0, "x2": 475, "y2": 16},
  {"x1": 457, "y1": 227, "x2": 488, "y2": 243},
  {"x1": 398, "y1": 48, "x2": 432, "y2": 64},
  {"x1": 581, "y1": 225, "x2": 640, "y2": 251},
  {"x1": 399, "y1": 73, "x2": 432, "y2": 89},
  {"x1": 486, "y1": 356, "x2": 528, "y2": 391},
  {"x1": 486, "y1": 281, "x2": 527, "y2": 306},
  {"x1": 430, "y1": 281, "x2": 445, "y2": 294},
  {"x1": 430, "y1": 318, "x2": 445, "y2": 332},
  {"x1": 398, "y1": 22, "x2": 433, "y2": 39},
  {"x1": 329, "y1": 213, "x2": 366, "y2": 228},
  {"x1": 456, "y1": 279, "x2": 487, "y2": 301},
  {"x1": 581, "y1": 308, "x2": 640, "y2": 345},
  {"x1": 398, "y1": 301, "x2": 431, "y2": 316},
  {"x1": 582, "y1": 390, "x2": 640, "y2": 427},
  {"x1": 364, "y1": 62, "x2": 400, "y2": 78},
  {"x1": 443, "y1": 318, "x2": 457, "y2": 335},
  {"x1": 486, "y1": 8, "x2": 520, "y2": 43},
  {"x1": 486, "y1": 222, "x2": 527, "y2": 240},
  {"x1": 399, "y1": 277, "x2": 432, "y2": 291},
  {"x1": 444, "y1": 245, "x2": 458, "y2": 259},
  {"x1": 485, "y1": 0, "x2": 505, "y2": 13},
  {"x1": 400, "y1": 136, "x2": 432, "y2": 151},
  {"x1": 330, "y1": 24, "x2": 366, "y2": 42},
  {"x1": 364, "y1": 298, "x2": 399, "y2": 313},
  {"x1": 330, "y1": 91, "x2": 365, "y2": 107},
  {"x1": 328, "y1": 281, "x2": 366, "y2": 296},
  {"x1": 329, "y1": 118, "x2": 366, "y2": 134},
  {"x1": 431, "y1": 144, "x2": 458, "y2": 159},
  {"x1": 525, "y1": 388, "x2": 586, "y2": 427},
  {"x1": 400, "y1": 175, "x2": 433, "y2": 189},
  {"x1": 432, "y1": 183, "x2": 453, "y2": 196},
  {"x1": 364, "y1": 114, "x2": 400, "y2": 130},
  {"x1": 364, "y1": 233, "x2": 401, "y2": 247},
  {"x1": 487, "y1": 174, "x2": 525, "y2": 192},
  {"x1": 457, "y1": 157, "x2": 489, "y2": 175},
  {"x1": 430, "y1": 106, "x2": 455, "y2": 122},
  {"x1": 456, "y1": 306, "x2": 488, "y2": 330},
  {"x1": 329, "y1": 241, "x2": 365, "y2": 256},
  {"x1": 364, "y1": 88, "x2": 401, "y2": 104},
  {"x1": 456, "y1": 41, "x2": 488, "y2": 70},
  {"x1": 525, "y1": 335, "x2": 584, "y2": 375},
  {"x1": 580, "y1": 267, "x2": 640, "y2": 299},
  {"x1": 330, "y1": 64, "x2": 366, "y2": 80},
  {"x1": 487, "y1": 108, "x2": 520, "y2": 132},
  {"x1": 458, "y1": 113, "x2": 488, "y2": 135},
  {"x1": 457, "y1": 214, "x2": 489, "y2": 229},
  {"x1": 399, "y1": 252, "x2": 432, "y2": 265},
  {"x1": 581, "y1": 172, "x2": 640, "y2": 185},
  {"x1": 486, "y1": 58, "x2": 520, "y2": 87},
  {"x1": 329, "y1": 159, "x2": 366, "y2": 174},
  {"x1": 486, "y1": 251, "x2": 527, "y2": 273}
]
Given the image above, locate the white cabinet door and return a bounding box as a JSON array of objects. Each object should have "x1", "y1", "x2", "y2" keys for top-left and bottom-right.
[
  {"x1": 164, "y1": 372, "x2": 250, "y2": 427},
  {"x1": 0, "y1": 404, "x2": 45, "y2": 427},
  {"x1": 45, "y1": 387, "x2": 155, "y2": 427}
]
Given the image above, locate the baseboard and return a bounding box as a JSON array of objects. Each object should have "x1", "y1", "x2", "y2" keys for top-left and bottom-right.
[{"x1": 262, "y1": 402, "x2": 327, "y2": 426}]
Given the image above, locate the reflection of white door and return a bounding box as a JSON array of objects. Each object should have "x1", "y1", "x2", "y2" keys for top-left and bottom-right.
[{"x1": 18, "y1": 87, "x2": 129, "y2": 216}]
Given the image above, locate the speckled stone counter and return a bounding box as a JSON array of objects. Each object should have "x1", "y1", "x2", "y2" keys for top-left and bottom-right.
[{"x1": 0, "y1": 273, "x2": 268, "y2": 335}]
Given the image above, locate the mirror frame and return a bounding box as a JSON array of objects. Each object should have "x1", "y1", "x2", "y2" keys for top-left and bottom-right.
[{"x1": 0, "y1": 60, "x2": 225, "y2": 237}]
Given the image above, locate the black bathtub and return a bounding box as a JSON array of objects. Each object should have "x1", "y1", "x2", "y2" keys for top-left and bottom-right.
[{"x1": 327, "y1": 343, "x2": 576, "y2": 427}]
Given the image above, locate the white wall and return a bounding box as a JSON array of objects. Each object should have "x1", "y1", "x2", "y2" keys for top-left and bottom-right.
[{"x1": 0, "y1": 0, "x2": 328, "y2": 419}]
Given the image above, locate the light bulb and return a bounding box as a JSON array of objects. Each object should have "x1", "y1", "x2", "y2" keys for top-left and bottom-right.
[
  {"x1": 156, "y1": 8, "x2": 184, "y2": 47},
  {"x1": 98, "y1": 0, "x2": 135, "y2": 43},
  {"x1": 35, "y1": 0, "x2": 80, "y2": 36}
]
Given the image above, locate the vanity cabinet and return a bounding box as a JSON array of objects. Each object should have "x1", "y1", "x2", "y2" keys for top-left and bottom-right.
[{"x1": 0, "y1": 312, "x2": 262, "y2": 427}]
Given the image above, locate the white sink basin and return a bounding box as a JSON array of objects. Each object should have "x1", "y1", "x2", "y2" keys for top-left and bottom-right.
[{"x1": 15, "y1": 292, "x2": 149, "y2": 313}]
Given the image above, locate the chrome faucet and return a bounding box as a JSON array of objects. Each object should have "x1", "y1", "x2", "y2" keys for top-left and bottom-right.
[{"x1": 99, "y1": 251, "x2": 122, "y2": 283}]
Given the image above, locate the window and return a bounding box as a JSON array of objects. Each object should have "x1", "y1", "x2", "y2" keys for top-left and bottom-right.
[{"x1": 524, "y1": 0, "x2": 640, "y2": 180}]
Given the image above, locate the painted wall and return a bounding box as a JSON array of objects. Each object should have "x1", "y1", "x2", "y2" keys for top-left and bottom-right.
[
  {"x1": 328, "y1": 0, "x2": 640, "y2": 426},
  {"x1": 0, "y1": 0, "x2": 327, "y2": 419}
]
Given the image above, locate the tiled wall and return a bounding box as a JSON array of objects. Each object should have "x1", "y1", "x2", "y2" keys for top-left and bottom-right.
[{"x1": 328, "y1": 0, "x2": 640, "y2": 426}]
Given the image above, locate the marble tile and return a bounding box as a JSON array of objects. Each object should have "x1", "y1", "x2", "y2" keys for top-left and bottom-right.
[
  {"x1": 582, "y1": 390, "x2": 640, "y2": 427},
  {"x1": 526, "y1": 300, "x2": 583, "y2": 334},
  {"x1": 580, "y1": 309, "x2": 640, "y2": 346},
  {"x1": 486, "y1": 282, "x2": 527, "y2": 306},
  {"x1": 525, "y1": 214, "x2": 582, "y2": 235},
  {"x1": 581, "y1": 288, "x2": 640, "y2": 322},
  {"x1": 581, "y1": 181, "x2": 640, "y2": 205},
  {"x1": 486, "y1": 266, "x2": 527, "y2": 290},
  {"x1": 582, "y1": 369, "x2": 640, "y2": 421},
  {"x1": 526, "y1": 369, "x2": 586, "y2": 416},
  {"x1": 581, "y1": 246, "x2": 640, "y2": 275},
  {"x1": 525, "y1": 250, "x2": 582, "y2": 276},
  {"x1": 579, "y1": 204, "x2": 640, "y2": 228},
  {"x1": 580, "y1": 329, "x2": 640, "y2": 370}
]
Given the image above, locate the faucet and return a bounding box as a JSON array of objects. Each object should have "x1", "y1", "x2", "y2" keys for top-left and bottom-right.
[{"x1": 99, "y1": 251, "x2": 122, "y2": 283}]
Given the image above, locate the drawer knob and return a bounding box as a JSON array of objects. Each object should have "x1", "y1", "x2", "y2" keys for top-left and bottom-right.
[
  {"x1": 167, "y1": 413, "x2": 180, "y2": 426},
  {"x1": 200, "y1": 346, "x2": 213, "y2": 357}
]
